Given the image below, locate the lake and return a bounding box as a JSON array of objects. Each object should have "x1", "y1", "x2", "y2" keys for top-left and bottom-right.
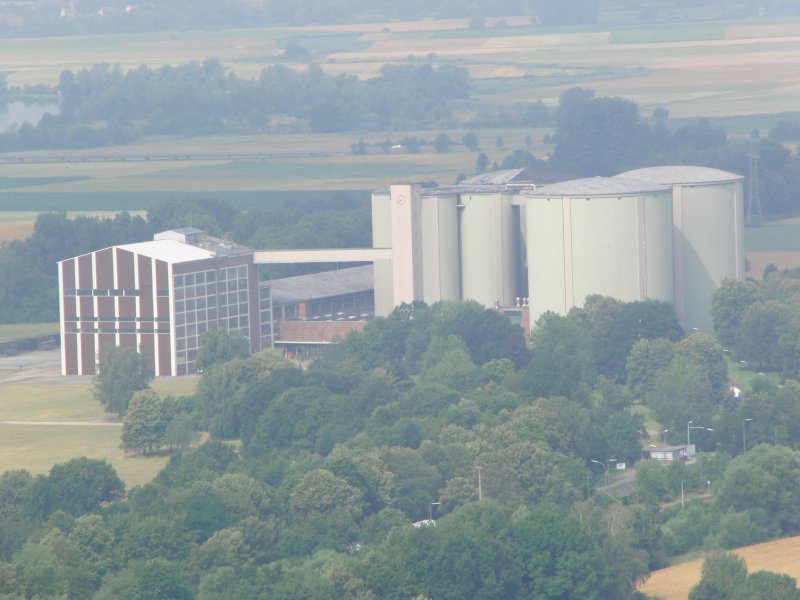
[{"x1": 0, "y1": 101, "x2": 60, "y2": 133}]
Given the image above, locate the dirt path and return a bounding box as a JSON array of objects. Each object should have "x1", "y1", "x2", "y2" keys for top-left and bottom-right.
[{"x1": 0, "y1": 420, "x2": 121, "y2": 426}]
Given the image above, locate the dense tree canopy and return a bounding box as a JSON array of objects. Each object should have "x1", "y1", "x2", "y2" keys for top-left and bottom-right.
[{"x1": 6, "y1": 283, "x2": 800, "y2": 597}]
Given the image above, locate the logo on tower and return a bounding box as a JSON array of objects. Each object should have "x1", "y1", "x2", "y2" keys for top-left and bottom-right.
[{"x1": 395, "y1": 194, "x2": 406, "y2": 205}]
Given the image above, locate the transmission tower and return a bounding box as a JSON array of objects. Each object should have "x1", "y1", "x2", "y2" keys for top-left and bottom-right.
[{"x1": 746, "y1": 131, "x2": 764, "y2": 227}]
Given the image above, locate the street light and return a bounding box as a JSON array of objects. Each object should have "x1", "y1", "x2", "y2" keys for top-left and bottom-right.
[
  {"x1": 687, "y1": 420, "x2": 714, "y2": 447},
  {"x1": 590, "y1": 459, "x2": 608, "y2": 487},
  {"x1": 662, "y1": 429, "x2": 670, "y2": 445},
  {"x1": 742, "y1": 418, "x2": 754, "y2": 454},
  {"x1": 429, "y1": 502, "x2": 440, "y2": 523}
]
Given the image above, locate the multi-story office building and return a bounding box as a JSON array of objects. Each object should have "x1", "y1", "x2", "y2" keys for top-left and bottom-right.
[
  {"x1": 58, "y1": 228, "x2": 260, "y2": 376},
  {"x1": 58, "y1": 228, "x2": 375, "y2": 376}
]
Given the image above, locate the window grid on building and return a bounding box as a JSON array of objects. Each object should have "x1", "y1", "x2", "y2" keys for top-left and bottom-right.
[{"x1": 173, "y1": 265, "x2": 250, "y2": 374}]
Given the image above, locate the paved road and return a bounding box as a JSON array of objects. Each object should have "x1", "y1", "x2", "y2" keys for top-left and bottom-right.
[{"x1": 0, "y1": 349, "x2": 89, "y2": 385}]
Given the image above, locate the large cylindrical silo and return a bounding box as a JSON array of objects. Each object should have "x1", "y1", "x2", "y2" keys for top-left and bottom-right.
[
  {"x1": 458, "y1": 191, "x2": 520, "y2": 308},
  {"x1": 421, "y1": 191, "x2": 460, "y2": 304},
  {"x1": 618, "y1": 166, "x2": 744, "y2": 334},
  {"x1": 518, "y1": 177, "x2": 674, "y2": 323}
]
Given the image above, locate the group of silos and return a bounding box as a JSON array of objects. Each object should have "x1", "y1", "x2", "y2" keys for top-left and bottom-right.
[{"x1": 371, "y1": 166, "x2": 744, "y2": 333}]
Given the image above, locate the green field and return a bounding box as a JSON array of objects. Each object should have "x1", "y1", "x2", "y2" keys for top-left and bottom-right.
[
  {"x1": 0, "y1": 378, "x2": 198, "y2": 487},
  {"x1": 744, "y1": 221, "x2": 800, "y2": 252},
  {"x1": 0, "y1": 322, "x2": 58, "y2": 341},
  {"x1": 608, "y1": 24, "x2": 726, "y2": 44}
]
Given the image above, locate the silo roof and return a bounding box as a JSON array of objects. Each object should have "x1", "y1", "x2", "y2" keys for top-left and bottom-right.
[
  {"x1": 423, "y1": 168, "x2": 535, "y2": 196},
  {"x1": 617, "y1": 165, "x2": 744, "y2": 185},
  {"x1": 459, "y1": 169, "x2": 529, "y2": 185},
  {"x1": 525, "y1": 176, "x2": 670, "y2": 198}
]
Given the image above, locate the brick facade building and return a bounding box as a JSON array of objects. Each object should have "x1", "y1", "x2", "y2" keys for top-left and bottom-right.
[{"x1": 58, "y1": 228, "x2": 261, "y2": 376}]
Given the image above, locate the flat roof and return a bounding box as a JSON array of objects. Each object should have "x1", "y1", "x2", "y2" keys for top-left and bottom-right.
[
  {"x1": 266, "y1": 265, "x2": 373, "y2": 306},
  {"x1": 116, "y1": 239, "x2": 217, "y2": 264}
]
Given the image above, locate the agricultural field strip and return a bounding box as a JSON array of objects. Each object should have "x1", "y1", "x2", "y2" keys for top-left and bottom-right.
[
  {"x1": 640, "y1": 535, "x2": 800, "y2": 600},
  {"x1": 1, "y1": 20, "x2": 798, "y2": 117}
]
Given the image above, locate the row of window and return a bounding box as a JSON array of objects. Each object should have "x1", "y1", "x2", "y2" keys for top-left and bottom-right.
[
  {"x1": 66, "y1": 327, "x2": 169, "y2": 334},
  {"x1": 175, "y1": 292, "x2": 247, "y2": 313},
  {"x1": 65, "y1": 316, "x2": 170, "y2": 322},
  {"x1": 175, "y1": 305, "x2": 249, "y2": 326},
  {"x1": 175, "y1": 280, "x2": 248, "y2": 300},
  {"x1": 175, "y1": 317, "x2": 249, "y2": 341},
  {"x1": 64, "y1": 288, "x2": 169, "y2": 297},
  {"x1": 174, "y1": 266, "x2": 247, "y2": 288}
]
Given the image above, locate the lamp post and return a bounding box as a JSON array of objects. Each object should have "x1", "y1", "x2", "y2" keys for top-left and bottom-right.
[
  {"x1": 590, "y1": 459, "x2": 608, "y2": 487},
  {"x1": 687, "y1": 421, "x2": 714, "y2": 448},
  {"x1": 662, "y1": 429, "x2": 669, "y2": 445},
  {"x1": 742, "y1": 418, "x2": 754, "y2": 454},
  {"x1": 429, "y1": 502, "x2": 440, "y2": 523}
]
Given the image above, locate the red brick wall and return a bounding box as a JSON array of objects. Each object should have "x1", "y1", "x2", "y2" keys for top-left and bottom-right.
[{"x1": 277, "y1": 320, "x2": 367, "y2": 343}]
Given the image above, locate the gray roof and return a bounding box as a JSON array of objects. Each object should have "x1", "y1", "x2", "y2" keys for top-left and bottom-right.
[
  {"x1": 376, "y1": 169, "x2": 536, "y2": 197},
  {"x1": 423, "y1": 184, "x2": 509, "y2": 196},
  {"x1": 525, "y1": 176, "x2": 670, "y2": 198},
  {"x1": 460, "y1": 169, "x2": 529, "y2": 186},
  {"x1": 265, "y1": 265, "x2": 373, "y2": 306},
  {"x1": 617, "y1": 165, "x2": 744, "y2": 185}
]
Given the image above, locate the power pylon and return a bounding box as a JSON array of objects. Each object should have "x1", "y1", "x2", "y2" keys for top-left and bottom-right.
[{"x1": 747, "y1": 130, "x2": 764, "y2": 227}]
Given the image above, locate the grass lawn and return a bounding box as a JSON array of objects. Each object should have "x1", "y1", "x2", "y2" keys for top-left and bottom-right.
[
  {"x1": 0, "y1": 378, "x2": 198, "y2": 488},
  {"x1": 0, "y1": 322, "x2": 59, "y2": 342},
  {"x1": 726, "y1": 358, "x2": 779, "y2": 392},
  {"x1": 0, "y1": 423, "x2": 166, "y2": 489},
  {"x1": 639, "y1": 535, "x2": 800, "y2": 600}
]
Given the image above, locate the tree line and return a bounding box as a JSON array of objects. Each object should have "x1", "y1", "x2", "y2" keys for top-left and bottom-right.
[
  {"x1": 5, "y1": 62, "x2": 800, "y2": 217},
  {"x1": 0, "y1": 60, "x2": 470, "y2": 150},
  {"x1": 0, "y1": 193, "x2": 370, "y2": 324}
]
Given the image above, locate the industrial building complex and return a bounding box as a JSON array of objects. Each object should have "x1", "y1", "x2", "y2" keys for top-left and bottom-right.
[
  {"x1": 59, "y1": 165, "x2": 744, "y2": 376},
  {"x1": 371, "y1": 166, "x2": 744, "y2": 333}
]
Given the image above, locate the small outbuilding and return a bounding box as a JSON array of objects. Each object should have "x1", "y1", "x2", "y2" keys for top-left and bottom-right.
[{"x1": 644, "y1": 444, "x2": 689, "y2": 462}]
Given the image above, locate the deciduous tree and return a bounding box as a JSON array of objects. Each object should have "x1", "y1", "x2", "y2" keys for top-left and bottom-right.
[
  {"x1": 121, "y1": 389, "x2": 172, "y2": 454},
  {"x1": 195, "y1": 329, "x2": 250, "y2": 371},
  {"x1": 93, "y1": 346, "x2": 152, "y2": 415}
]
